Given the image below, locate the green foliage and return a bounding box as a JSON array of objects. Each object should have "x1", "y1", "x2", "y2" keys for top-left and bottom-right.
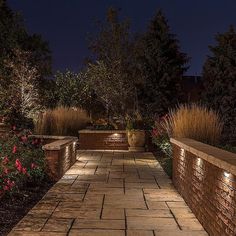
[
  {"x1": 0, "y1": 129, "x2": 45, "y2": 197},
  {"x1": 151, "y1": 118, "x2": 172, "y2": 157},
  {"x1": 54, "y1": 70, "x2": 91, "y2": 108},
  {"x1": 202, "y1": 26, "x2": 236, "y2": 144},
  {"x1": 135, "y1": 10, "x2": 188, "y2": 118},
  {"x1": 125, "y1": 112, "x2": 144, "y2": 130}
]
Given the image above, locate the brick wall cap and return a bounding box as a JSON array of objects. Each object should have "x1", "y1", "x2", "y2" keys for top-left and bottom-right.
[
  {"x1": 42, "y1": 138, "x2": 77, "y2": 151},
  {"x1": 170, "y1": 137, "x2": 236, "y2": 175},
  {"x1": 79, "y1": 129, "x2": 126, "y2": 134}
]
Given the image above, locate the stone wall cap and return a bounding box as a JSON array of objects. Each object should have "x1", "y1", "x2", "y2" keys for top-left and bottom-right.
[
  {"x1": 170, "y1": 137, "x2": 236, "y2": 175},
  {"x1": 79, "y1": 129, "x2": 126, "y2": 134},
  {"x1": 42, "y1": 138, "x2": 77, "y2": 151},
  {"x1": 30, "y1": 134, "x2": 78, "y2": 140}
]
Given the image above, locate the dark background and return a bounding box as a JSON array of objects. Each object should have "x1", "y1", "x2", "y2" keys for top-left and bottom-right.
[{"x1": 8, "y1": 0, "x2": 236, "y2": 75}]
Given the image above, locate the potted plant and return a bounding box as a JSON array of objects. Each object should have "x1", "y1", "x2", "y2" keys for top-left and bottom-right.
[{"x1": 126, "y1": 113, "x2": 146, "y2": 152}]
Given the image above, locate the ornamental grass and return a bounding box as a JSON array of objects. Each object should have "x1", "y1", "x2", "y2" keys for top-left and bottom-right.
[
  {"x1": 161, "y1": 104, "x2": 223, "y2": 145},
  {"x1": 35, "y1": 107, "x2": 90, "y2": 136}
]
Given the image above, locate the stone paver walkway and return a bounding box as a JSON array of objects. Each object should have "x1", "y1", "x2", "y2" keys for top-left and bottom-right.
[{"x1": 9, "y1": 151, "x2": 208, "y2": 236}]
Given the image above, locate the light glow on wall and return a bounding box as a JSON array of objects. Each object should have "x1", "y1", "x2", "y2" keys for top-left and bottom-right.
[
  {"x1": 197, "y1": 157, "x2": 202, "y2": 166},
  {"x1": 180, "y1": 148, "x2": 185, "y2": 157},
  {"x1": 224, "y1": 171, "x2": 230, "y2": 178},
  {"x1": 73, "y1": 142, "x2": 77, "y2": 152}
]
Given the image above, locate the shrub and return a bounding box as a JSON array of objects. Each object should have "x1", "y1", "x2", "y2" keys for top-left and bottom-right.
[
  {"x1": 0, "y1": 129, "x2": 45, "y2": 198},
  {"x1": 152, "y1": 115, "x2": 172, "y2": 157},
  {"x1": 35, "y1": 107, "x2": 90, "y2": 136},
  {"x1": 166, "y1": 104, "x2": 223, "y2": 145}
]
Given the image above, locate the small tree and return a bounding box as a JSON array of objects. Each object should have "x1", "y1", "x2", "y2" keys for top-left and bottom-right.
[
  {"x1": 202, "y1": 26, "x2": 236, "y2": 143},
  {"x1": 0, "y1": 1, "x2": 53, "y2": 111},
  {"x1": 136, "y1": 10, "x2": 188, "y2": 119},
  {"x1": 2, "y1": 49, "x2": 40, "y2": 126},
  {"x1": 86, "y1": 60, "x2": 135, "y2": 123},
  {"x1": 87, "y1": 8, "x2": 136, "y2": 121}
]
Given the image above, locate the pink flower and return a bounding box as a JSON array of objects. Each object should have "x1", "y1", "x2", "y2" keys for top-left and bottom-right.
[
  {"x1": 12, "y1": 125, "x2": 16, "y2": 131},
  {"x1": 31, "y1": 163, "x2": 37, "y2": 169},
  {"x1": 6, "y1": 179, "x2": 15, "y2": 188},
  {"x1": 12, "y1": 145, "x2": 17, "y2": 154},
  {"x1": 3, "y1": 185, "x2": 9, "y2": 191},
  {"x1": 22, "y1": 168, "x2": 27, "y2": 175},
  {"x1": 15, "y1": 159, "x2": 22, "y2": 172},
  {"x1": 2, "y1": 156, "x2": 9, "y2": 165},
  {"x1": 4, "y1": 168, "x2": 9, "y2": 174}
]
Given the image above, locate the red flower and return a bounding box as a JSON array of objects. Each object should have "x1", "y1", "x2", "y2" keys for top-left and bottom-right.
[
  {"x1": 12, "y1": 145, "x2": 17, "y2": 154},
  {"x1": 22, "y1": 168, "x2": 27, "y2": 175},
  {"x1": 2, "y1": 156, "x2": 9, "y2": 165},
  {"x1": 15, "y1": 159, "x2": 22, "y2": 172}
]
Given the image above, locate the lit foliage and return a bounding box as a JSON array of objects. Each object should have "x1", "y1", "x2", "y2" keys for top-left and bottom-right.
[
  {"x1": 151, "y1": 115, "x2": 172, "y2": 157},
  {"x1": 54, "y1": 70, "x2": 91, "y2": 109},
  {"x1": 0, "y1": 129, "x2": 45, "y2": 198},
  {"x1": 87, "y1": 8, "x2": 136, "y2": 120},
  {"x1": 86, "y1": 60, "x2": 135, "y2": 119},
  {"x1": 202, "y1": 26, "x2": 236, "y2": 143},
  {"x1": 3, "y1": 49, "x2": 41, "y2": 125}
]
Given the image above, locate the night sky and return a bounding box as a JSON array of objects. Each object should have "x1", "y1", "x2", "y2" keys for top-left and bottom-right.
[{"x1": 8, "y1": 0, "x2": 236, "y2": 76}]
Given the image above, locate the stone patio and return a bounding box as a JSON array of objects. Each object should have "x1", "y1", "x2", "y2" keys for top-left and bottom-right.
[{"x1": 8, "y1": 151, "x2": 208, "y2": 236}]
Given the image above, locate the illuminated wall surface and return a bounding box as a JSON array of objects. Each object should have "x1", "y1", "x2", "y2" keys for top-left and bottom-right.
[
  {"x1": 171, "y1": 138, "x2": 236, "y2": 236},
  {"x1": 79, "y1": 130, "x2": 129, "y2": 150},
  {"x1": 43, "y1": 138, "x2": 77, "y2": 180}
]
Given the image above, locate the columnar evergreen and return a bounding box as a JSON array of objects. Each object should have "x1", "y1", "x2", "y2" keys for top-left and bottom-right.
[
  {"x1": 136, "y1": 10, "x2": 188, "y2": 118},
  {"x1": 202, "y1": 26, "x2": 236, "y2": 143}
]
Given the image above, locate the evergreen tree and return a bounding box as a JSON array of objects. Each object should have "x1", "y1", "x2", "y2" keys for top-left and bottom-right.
[
  {"x1": 136, "y1": 10, "x2": 188, "y2": 119},
  {"x1": 202, "y1": 26, "x2": 236, "y2": 143}
]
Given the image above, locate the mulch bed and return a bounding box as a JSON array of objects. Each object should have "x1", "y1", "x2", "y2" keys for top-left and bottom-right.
[
  {"x1": 0, "y1": 179, "x2": 55, "y2": 236},
  {"x1": 153, "y1": 151, "x2": 173, "y2": 178}
]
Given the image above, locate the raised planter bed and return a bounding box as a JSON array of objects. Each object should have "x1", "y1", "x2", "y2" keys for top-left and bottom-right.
[
  {"x1": 171, "y1": 138, "x2": 236, "y2": 236},
  {"x1": 31, "y1": 135, "x2": 78, "y2": 180},
  {"x1": 79, "y1": 130, "x2": 128, "y2": 150}
]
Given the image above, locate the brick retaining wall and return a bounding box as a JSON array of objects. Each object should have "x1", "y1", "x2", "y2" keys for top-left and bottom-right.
[
  {"x1": 35, "y1": 136, "x2": 78, "y2": 181},
  {"x1": 79, "y1": 130, "x2": 129, "y2": 150},
  {"x1": 171, "y1": 138, "x2": 236, "y2": 236}
]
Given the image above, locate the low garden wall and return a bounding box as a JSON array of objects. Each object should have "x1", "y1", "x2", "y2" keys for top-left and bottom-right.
[
  {"x1": 171, "y1": 138, "x2": 236, "y2": 236},
  {"x1": 79, "y1": 130, "x2": 128, "y2": 150},
  {"x1": 32, "y1": 135, "x2": 78, "y2": 181}
]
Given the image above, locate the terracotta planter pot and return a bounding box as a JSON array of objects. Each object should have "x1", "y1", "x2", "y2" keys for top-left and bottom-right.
[{"x1": 127, "y1": 130, "x2": 146, "y2": 152}]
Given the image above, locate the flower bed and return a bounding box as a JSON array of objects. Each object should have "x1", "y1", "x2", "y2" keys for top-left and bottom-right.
[
  {"x1": 0, "y1": 129, "x2": 56, "y2": 235},
  {"x1": 0, "y1": 129, "x2": 46, "y2": 198}
]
